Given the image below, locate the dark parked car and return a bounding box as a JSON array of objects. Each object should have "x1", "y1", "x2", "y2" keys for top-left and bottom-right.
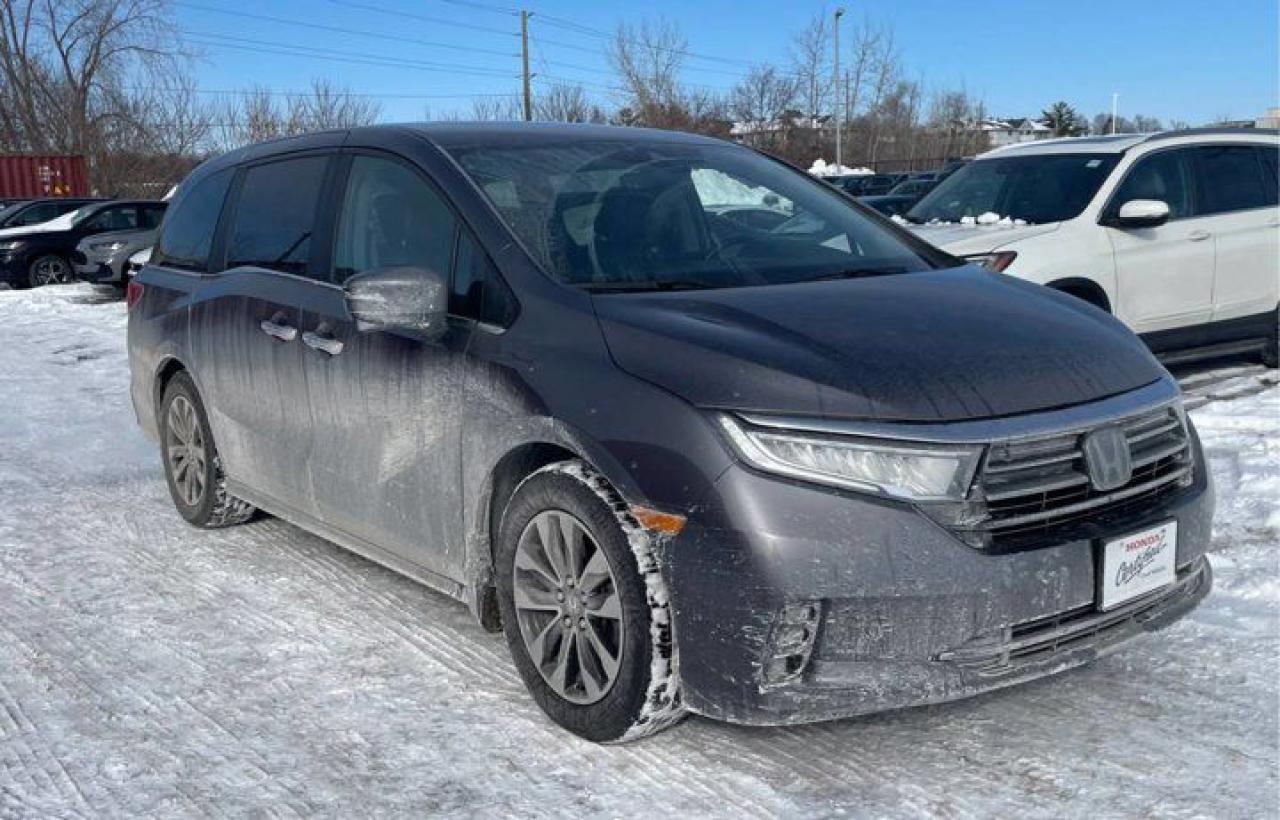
[
  {"x1": 72, "y1": 222, "x2": 164, "y2": 288},
  {"x1": 0, "y1": 199, "x2": 165, "y2": 287},
  {"x1": 886, "y1": 177, "x2": 937, "y2": 199},
  {"x1": 0, "y1": 197, "x2": 103, "y2": 232},
  {"x1": 829, "y1": 173, "x2": 903, "y2": 197},
  {"x1": 129, "y1": 123, "x2": 1213, "y2": 742},
  {"x1": 857, "y1": 194, "x2": 919, "y2": 217}
]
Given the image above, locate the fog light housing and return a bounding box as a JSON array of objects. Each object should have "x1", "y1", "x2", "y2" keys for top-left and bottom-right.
[{"x1": 760, "y1": 601, "x2": 821, "y2": 689}]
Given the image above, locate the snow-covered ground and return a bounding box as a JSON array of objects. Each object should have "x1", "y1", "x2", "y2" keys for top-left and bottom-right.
[{"x1": 1, "y1": 285, "x2": 1276, "y2": 818}]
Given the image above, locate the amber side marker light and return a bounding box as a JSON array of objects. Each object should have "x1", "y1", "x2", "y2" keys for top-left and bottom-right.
[{"x1": 630, "y1": 506, "x2": 687, "y2": 535}]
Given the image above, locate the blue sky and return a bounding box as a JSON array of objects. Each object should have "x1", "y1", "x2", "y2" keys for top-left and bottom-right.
[{"x1": 176, "y1": 0, "x2": 1279, "y2": 126}]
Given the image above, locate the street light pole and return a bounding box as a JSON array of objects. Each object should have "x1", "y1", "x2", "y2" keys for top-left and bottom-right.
[{"x1": 833, "y1": 8, "x2": 844, "y2": 170}]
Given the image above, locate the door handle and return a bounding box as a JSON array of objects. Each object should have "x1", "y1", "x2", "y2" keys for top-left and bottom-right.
[
  {"x1": 302, "y1": 329, "x2": 345, "y2": 356},
  {"x1": 259, "y1": 316, "x2": 297, "y2": 341},
  {"x1": 1187, "y1": 230, "x2": 1211, "y2": 242}
]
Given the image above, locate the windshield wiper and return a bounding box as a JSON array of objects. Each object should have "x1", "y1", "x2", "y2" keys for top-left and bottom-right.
[
  {"x1": 578, "y1": 279, "x2": 717, "y2": 293},
  {"x1": 801, "y1": 267, "x2": 907, "y2": 283}
]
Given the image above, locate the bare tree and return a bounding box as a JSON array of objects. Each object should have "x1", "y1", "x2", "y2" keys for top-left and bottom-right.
[
  {"x1": 789, "y1": 12, "x2": 830, "y2": 125},
  {"x1": 469, "y1": 95, "x2": 522, "y2": 121},
  {"x1": 213, "y1": 79, "x2": 382, "y2": 150},
  {"x1": 608, "y1": 18, "x2": 726, "y2": 135},
  {"x1": 535, "y1": 84, "x2": 602, "y2": 123},
  {"x1": 0, "y1": 0, "x2": 179, "y2": 188}
]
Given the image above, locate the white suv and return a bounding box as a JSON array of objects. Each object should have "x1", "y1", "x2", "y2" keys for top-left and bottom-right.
[{"x1": 905, "y1": 129, "x2": 1279, "y2": 366}]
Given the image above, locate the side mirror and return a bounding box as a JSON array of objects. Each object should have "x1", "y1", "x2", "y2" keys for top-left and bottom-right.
[
  {"x1": 1112, "y1": 199, "x2": 1170, "y2": 229},
  {"x1": 344, "y1": 266, "x2": 448, "y2": 340}
]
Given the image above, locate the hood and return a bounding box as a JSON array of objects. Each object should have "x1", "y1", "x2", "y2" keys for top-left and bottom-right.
[
  {"x1": 593, "y1": 267, "x2": 1164, "y2": 422},
  {"x1": 909, "y1": 221, "x2": 1059, "y2": 256}
]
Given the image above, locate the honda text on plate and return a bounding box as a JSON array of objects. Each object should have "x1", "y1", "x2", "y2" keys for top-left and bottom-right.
[{"x1": 128, "y1": 124, "x2": 1213, "y2": 741}]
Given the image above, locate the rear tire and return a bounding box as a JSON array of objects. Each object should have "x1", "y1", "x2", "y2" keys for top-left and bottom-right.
[
  {"x1": 159, "y1": 372, "x2": 256, "y2": 528},
  {"x1": 1262, "y1": 307, "x2": 1278, "y2": 368},
  {"x1": 495, "y1": 461, "x2": 684, "y2": 742}
]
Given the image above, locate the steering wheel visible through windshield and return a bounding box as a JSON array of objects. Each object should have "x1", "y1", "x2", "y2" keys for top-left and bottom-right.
[{"x1": 446, "y1": 139, "x2": 945, "y2": 292}]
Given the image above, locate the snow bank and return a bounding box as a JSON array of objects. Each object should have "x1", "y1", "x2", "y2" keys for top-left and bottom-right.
[{"x1": 808, "y1": 158, "x2": 873, "y2": 177}]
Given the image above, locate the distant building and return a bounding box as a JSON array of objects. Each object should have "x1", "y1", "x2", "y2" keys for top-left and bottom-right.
[
  {"x1": 964, "y1": 117, "x2": 1053, "y2": 147},
  {"x1": 1256, "y1": 108, "x2": 1280, "y2": 130}
]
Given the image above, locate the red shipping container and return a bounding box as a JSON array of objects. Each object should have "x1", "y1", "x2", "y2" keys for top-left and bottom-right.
[{"x1": 0, "y1": 155, "x2": 90, "y2": 198}]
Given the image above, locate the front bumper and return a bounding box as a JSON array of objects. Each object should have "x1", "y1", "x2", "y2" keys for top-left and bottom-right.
[
  {"x1": 73, "y1": 251, "x2": 125, "y2": 284},
  {"x1": 663, "y1": 436, "x2": 1214, "y2": 726}
]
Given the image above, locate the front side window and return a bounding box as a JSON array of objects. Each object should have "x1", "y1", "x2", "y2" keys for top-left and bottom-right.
[
  {"x1": 139, "y1": 205, "x2": 167, "y2": 230},
  {"x1": 227, "y1": 156, "x2": 329, "y2": 276},
  {"x1": 155, "y1": 169, "x2": 233, "y2": 272},
  {"x1": 1108, "y1": 150, "x2": 1193, "y2": 220},
  {"x1": 453, "y1": 228, "x2": 518, "y2": 326},
  {"x1": 908, "y1": 154, "x2": 1120, "y2": 225},
  {"x1": 1195, "y1": 145, "x2": 1268, "y2": 215},
  {"x1": 333, "y1": 155, "x2": 456, "y2": 284},
  {"x1": 446, "y1": 140, "x2": 941, "y2": 291},
  {"x1": 1258, "y1": 145, "x2": 1279, "y2": 206}
]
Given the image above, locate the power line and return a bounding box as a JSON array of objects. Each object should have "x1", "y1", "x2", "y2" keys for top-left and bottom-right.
[
  {"x1": 185, "y1": 33, "x2": 519, "y2": 79},
  {"x1": 319, "y1": 0, "x2": 519, "y2": 37},
  {"x1": 126, "y1": 85, "x2": 514, "y2": 100},
  {"x1": 176, "y1": 1, "x2": 518, "y2": 59}
]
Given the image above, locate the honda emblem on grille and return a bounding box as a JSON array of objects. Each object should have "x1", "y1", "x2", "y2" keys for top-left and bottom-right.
[{"x1": 1081, "y1": 426, "x2": 1132, "y2": 491}]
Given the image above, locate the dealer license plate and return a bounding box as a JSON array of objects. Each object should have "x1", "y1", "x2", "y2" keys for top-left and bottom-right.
[{"x1": 1099, "y1": 521, "x2": 1177, "y2": 610}]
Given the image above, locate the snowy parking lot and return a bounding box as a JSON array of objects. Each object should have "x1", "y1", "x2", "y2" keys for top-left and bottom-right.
[{"x1": 1, "y1": 285, "x2": 1276, "y2": 818}]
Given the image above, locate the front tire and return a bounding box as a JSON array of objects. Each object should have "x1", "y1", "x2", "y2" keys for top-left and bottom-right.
[
  {"x1": 28, "y1": 254, "x2": 73, "y2": 287},
  {"x1": 160, "y1": 372, "x2": 256, "y2": 528},
  {"x1": 496, "y1": 461, "x2": 684, "y2": 742}
]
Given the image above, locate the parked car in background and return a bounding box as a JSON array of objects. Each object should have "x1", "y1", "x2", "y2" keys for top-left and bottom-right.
[
  {"x1": 827, "y1": 173, "x2": 902, "y2": 197},
  {"x1": 131, "y1": 123, "x2": 1212, "y2": 743},
  {"x1": 887, "y1": 177, "x2": 938, "y2": 200},
  {"x1": 858, "y1": 194, "x2": 918, "y2": 217},
  {"x1": 906, "y1": 129, "x2": 1279, "y2": 366},
  {"x1": 0, "y1": 199, "x2": 166, "y2": 287},
  {"x1": 73, "y1": 218, "x2": 165, "y2": 288},
  {"x1": 0, "y1": 197, "x2": 103, "y2": 231}
]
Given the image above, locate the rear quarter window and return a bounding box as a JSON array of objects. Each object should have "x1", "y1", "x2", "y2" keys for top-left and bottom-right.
[{"x1": 154, "y1": 169, "x2": 234, "y2": 272}]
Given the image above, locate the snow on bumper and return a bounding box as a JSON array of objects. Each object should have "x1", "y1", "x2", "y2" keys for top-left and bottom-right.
[{"x1": 662, "y1": 456, "x2": 1214, "y2": 726}]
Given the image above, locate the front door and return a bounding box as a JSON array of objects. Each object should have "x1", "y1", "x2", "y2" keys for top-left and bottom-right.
[
  {"x1": 298, "y1": 152, "x2": 471, "y2": 579},
  {"x1": 1105, "y1": 148, "x2": 1216, "y2": 334},
  {"x1": 190, "y1": 154, "x2": 333, "y2": 515}
]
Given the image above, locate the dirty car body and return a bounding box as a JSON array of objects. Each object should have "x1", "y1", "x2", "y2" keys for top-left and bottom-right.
[{"x1": 128, "y1": 123, "x2": 1212, "y2": 732}]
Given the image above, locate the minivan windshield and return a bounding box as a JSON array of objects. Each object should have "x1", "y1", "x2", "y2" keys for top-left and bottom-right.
[
  {"x1": 905, "y1": 153, "x2": 1120, "y2": 225},
  {"x1": 447, "y1": 140, "x2": 944, "y2": 291}
]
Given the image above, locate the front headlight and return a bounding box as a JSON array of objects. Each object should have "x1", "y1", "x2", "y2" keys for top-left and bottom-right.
[
  {"x1": 90, "y1": 241, "x2": 127, "y2": 252},
  {"x1": 0, "y1": 240, "x2": 24, "y2": 252},
  {"x1": 962, "y1": 251, "x2": 1017, "y2": 272},
  {"x1": 718, "y1": 415, "x2": 984, "y2": 501}
]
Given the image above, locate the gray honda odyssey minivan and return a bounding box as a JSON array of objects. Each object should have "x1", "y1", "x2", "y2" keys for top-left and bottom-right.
[{"x1": 128, "y1": 123, "x2": 1213, "y2": 742}]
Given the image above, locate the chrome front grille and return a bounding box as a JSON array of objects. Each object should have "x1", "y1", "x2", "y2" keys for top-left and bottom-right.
[{"x1": 958, "y1": 404, "x2": 1194, "y2": 549}]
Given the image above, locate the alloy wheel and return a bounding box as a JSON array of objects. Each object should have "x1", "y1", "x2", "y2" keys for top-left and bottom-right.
[
  {"x1": 165, "y1": 395, "x2": 208, "y2": 507},
  {"x1": 31, "y1": 256, "x2": 71, "y2": 286},
  {"x1": 512, "y1": 510, "x2": 625, "y2": 705}
]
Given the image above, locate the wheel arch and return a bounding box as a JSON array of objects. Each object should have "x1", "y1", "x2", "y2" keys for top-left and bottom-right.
[{"x1": 1046, "y1": 276, "x2": 1113, "y2": 313}]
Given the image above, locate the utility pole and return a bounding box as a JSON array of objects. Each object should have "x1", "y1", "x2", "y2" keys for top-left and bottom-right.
[
  {"x1": 1110, "y1": 91, "x2": 1119, "y2": 134},
  {"x1": 833, "y1": 7, "x2": 844, "y2": 169},
  {"x1": 521, "y1": 10, "x2": 533, "y2": 122}
]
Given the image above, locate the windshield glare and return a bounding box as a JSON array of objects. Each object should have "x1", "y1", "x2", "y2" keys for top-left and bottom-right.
[
  {"x1": 447, "y1": 140, "x2": 940, "y2": 291},
  {"x1": 906, "y1": 154, "x2": 1119, "y2": 225}
]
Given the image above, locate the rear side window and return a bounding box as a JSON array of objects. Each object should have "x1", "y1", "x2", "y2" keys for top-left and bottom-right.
[
  {"x1": 333, "y1": 155, "x2": 456, "y2": 283},
  {"x1": 155, "y1": 169, "x2": 233, "y2": 271},
  {"x1": 1257, "y1": 145, "x2": 1279, "y2": 206},
  {"x1": 452, "y1": 229, "x2": 518, "y2": 326},
  {"x1": 1109, "y1": 150, "x2": 1193, "y2": 220},
  {"x1": 227, "y1": 157, "x2": 329, "y2": 276},
  {"x1": 1195, "y1": 145, "x2": 1268, "y2": 214}
]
